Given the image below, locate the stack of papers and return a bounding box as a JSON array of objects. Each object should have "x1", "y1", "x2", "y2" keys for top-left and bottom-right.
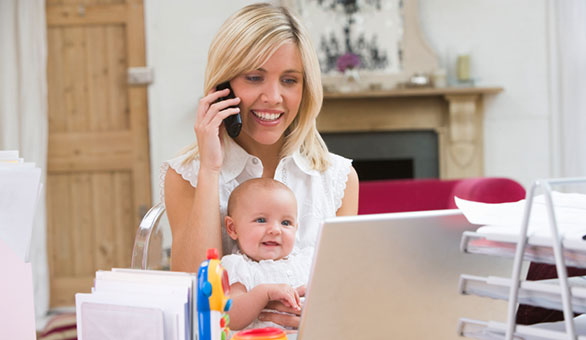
[
  {"x1": 455, "y1": 192, "x2": 586, "y2": 240},
  {"x1": 456, "y1": 192, "x2": 586, "y2": 264},
  {"x1": 0, "y1": 150, "x2": 42, "y2": 340},
  {"x1": 75, "y1": 268, "x2": 197, "y2": 340}
]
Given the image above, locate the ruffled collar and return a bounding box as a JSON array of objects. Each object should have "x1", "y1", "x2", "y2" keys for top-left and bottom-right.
[
  {"x1": 220, "y1": 138, "x2": 319, "y2": 183},
  {"x1": 236, "y1": 247, "x2": 301, "y2": 264}
]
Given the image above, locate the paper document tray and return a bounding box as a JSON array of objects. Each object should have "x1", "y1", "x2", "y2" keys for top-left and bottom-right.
[
  {"x1": 460, "y1": 274, "x2": 586, "y2": 313},
  {"x1": 460, "y1": 231, "x2": 586, "y2": 268},
  {"x1": 458, "y1": 318, "x2": 586, "y2": 340}
]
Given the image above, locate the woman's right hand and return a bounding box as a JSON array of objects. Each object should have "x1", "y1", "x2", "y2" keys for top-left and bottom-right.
[{"x1": 194, "y1": 88, "x2": 241, "y2": 172}]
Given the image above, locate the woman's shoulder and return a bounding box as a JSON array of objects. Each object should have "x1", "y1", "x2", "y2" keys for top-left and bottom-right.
[
  {"x1": 323, "y1": 152, "x2": 354, "y2": 211},
  {"x1": 326, "y1": 152, "x2": 352, "y2": 169},
  {"x1": 323, "y1": 152, "x2": 353, "y2": 179},
  {"x1": 159, "y1": 152, "x2": 199, "y2": 202},
  {"x1": 292, "y1": 150, "x2": 351, "y2": 176},
  {"x1": 162, "y1": 152, "x2": 199, "y2": 187}
]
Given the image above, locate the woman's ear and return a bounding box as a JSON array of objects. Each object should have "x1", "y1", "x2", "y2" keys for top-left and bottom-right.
[{"x1": 225, "y1": 216, "x2": 238, "y2": 240}]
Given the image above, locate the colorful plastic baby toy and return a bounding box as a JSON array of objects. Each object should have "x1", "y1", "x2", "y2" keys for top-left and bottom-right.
[{"x1": 197, "y1": 248, "x2": 232, "y2": 340}]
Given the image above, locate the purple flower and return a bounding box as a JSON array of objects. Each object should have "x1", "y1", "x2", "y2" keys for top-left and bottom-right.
[{"x1": 336, "y1": 52, "x2": 361, "y2": 72}]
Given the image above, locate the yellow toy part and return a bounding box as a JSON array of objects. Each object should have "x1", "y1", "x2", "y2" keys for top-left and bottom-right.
[{"x1": 207, "y1": 258, "x2": 231, "y2": 312}]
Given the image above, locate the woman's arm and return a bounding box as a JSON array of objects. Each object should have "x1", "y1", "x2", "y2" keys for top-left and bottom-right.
[
  {"x1": 337, "y1": 165, "x2": 359, "y2": 216},
  {"x1": 165, "y1": 167, "x2": 223, "y2": 272},
  {"x1": 228, "y1": 282, "x2": 301, "y2": 330},
  {"x1": 165, "y1": 89, "x2": 241, "y2": 272}
]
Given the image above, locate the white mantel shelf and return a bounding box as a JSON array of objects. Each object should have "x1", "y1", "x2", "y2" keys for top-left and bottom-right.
[
  {"x1": 323, "y1": 86, "x2": 503, "y2": 99},
  {"x1": 317, "y1": 86, "x2": 504, "y2": 179}
]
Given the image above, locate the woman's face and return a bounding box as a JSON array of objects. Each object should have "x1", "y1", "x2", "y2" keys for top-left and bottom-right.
[{"x1": 230, "y1": 42, "x2": 304, "y2": 148}]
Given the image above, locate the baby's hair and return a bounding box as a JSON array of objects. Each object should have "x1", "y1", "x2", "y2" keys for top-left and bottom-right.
[{"x1": 227, "y1": 178, "x2": 295, "y2": 217}]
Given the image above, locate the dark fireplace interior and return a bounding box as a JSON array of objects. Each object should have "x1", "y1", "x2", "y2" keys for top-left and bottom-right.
[{"x1": 322, "y1": 131, "x2": 439, "y2": 181}]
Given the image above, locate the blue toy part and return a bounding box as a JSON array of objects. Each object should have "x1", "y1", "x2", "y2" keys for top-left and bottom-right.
[{"x1": 197, "y1": 248, "x2": 231, "y2": 340}]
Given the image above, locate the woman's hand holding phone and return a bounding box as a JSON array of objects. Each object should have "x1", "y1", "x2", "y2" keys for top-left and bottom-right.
[{"x1": 194, "y1": 86, "x2": 241, "y2": 173}]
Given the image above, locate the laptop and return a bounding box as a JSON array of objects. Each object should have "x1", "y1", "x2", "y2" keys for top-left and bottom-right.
[{"x1": 292, "y1": 209, "x2": 514, "y2": 340}]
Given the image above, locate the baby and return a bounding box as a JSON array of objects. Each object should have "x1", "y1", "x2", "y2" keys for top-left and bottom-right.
[{"x1": 221, "y1": 178, "x2": 313, "y2": 330}]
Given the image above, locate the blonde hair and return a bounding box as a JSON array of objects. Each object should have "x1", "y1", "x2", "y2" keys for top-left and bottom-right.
[{"x1": 180, "y1": 3, "x2": 330, "y2": 171}]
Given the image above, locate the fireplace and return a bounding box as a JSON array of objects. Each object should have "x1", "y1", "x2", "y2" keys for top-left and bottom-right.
[
  {"x1": 316, "y1": 87, "x2": 503, "y2": 179},
  {"x1": 322, "y1": 131, "x2": 438, "y2": 180}
]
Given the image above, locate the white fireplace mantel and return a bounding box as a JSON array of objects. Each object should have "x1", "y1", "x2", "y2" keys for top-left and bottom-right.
[{"x1": 316, "y1": 87, "x2": 503, "y2": 179}]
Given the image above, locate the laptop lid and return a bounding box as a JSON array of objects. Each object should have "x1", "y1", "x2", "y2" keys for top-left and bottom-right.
[{"x1": 296, "y1": 210, "x2": 512, "y2": 340}]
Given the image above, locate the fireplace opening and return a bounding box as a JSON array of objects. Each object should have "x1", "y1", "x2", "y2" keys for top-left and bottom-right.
[
  {"x1": 352, "y1": 159, "x2": 413, "y2": 181},
  {"x1": 322, "y1": 131, "x2": 438, "y2": 181}
]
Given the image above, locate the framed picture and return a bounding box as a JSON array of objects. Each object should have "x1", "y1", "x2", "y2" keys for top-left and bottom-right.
[{"x1": 281, "y1": 0, "x2": 438, "y2": 92}]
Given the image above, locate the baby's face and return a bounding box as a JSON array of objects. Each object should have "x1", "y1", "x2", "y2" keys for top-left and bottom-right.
[{"x1": 228, "y1": 186, "x2": 298, "y2": 261}]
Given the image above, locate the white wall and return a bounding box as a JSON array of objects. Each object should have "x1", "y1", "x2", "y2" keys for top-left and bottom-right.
[
  {"x1": 144, "y1": 0, "x2": 260, "y2": 202},
  {"x1": 419, "y1": 0, "x2": 553, "y2": 188},
  {"x1": 145, "y1": 0, "x2": 554, "y2": 200}
]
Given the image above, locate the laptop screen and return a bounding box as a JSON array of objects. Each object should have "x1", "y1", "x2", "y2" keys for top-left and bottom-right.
[{"x1": 295, "y1": 210, "x2": 512, "y2": 340}]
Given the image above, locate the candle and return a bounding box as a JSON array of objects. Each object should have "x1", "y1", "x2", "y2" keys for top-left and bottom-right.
[{"x1": 457, "y1": 54, "x2": 470, "y2": 81}]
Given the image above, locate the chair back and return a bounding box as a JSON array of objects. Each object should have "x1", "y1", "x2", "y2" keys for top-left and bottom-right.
[{"x1": 131, "y1": 202, "x2": 172, "y2": 270}]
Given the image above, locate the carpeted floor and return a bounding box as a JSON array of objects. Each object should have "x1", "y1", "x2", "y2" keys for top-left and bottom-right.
[{"x1": 37, "y1": 313, "x2": 77, "y2": 340}]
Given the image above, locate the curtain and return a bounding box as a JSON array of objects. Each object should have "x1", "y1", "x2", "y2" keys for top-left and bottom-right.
[
  {"x1": 555, "y1": 1, "x2": 586, "y2": 181},
  {"x1": 0, "y1": 0, "x2": 49, "y2": 325}
]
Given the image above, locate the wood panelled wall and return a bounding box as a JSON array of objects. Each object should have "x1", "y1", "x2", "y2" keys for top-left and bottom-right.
[{"x1": 46, "y1": 0, "x2": 151, "y2": 307}]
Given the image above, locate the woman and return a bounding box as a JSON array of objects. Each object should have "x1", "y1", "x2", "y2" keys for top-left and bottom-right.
[{"x1": 162, "y1": 3, "x2": 359, "y2": 328}]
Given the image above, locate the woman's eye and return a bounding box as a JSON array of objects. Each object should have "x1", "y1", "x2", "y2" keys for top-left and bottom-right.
[
  {"x1": 245, "y1": 75, "x2": 263, "y2": 82},
  {"x1": 282, "y1": 77, "x2": 298, "y2": 85},
  {"x1": 255, "y1": 217, "x2": 266, "y2": 223}
]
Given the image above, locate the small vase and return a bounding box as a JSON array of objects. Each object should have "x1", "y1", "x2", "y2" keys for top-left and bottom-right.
[
  {"x1": 345, "y1": 68, "x2": 360, "y2": 82},
  {"x1": 339, "y1": 68, "x2": 360, "y2": 92}
]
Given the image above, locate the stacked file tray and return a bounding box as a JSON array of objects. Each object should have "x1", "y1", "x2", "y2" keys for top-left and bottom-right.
[{"x1": 457, "y1": 178, "x2": 586, "y2": 340}]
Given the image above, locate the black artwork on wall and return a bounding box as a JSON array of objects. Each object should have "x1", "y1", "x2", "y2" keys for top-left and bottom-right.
[{"x1": 313, "y1": 0, "x2": 397, "y2": 73}]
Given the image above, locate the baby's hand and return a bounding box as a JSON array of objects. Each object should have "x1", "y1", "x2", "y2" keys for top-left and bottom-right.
[{"x1": 266, "y1": 284, "x2": 301, "y2": 311}]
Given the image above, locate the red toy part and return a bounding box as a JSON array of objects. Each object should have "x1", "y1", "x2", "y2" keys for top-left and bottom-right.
[
  {"x1": 207, "y1": 248, "x2": 219, "y2": 260},
  {"x1": 231, "y1": 327, "x2": 287, "y2": 340}
]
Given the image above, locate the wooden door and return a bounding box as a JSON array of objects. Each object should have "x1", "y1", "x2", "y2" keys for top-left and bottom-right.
[{"x1": 46, "y1": 0, "x2": 151, "y2": 307}]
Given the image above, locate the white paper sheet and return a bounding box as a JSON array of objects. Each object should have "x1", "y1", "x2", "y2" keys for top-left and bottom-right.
[
  {"x1": 0, "y1": 238, "x2": 36, "y2": 339},
  {"x1": 0, "y1": 151, "x2": 41, "y2": 338},
  {"x1": 76, "y1": 292, "x2": 182, "y2": 340},
  {"x1": 80, "y1": 303, "x2": 165, "y2": 340},
  {"x1": 455, "y1": 192, "x2": 586, "y2": 239},
  {"x1": 0, "y1": 150, "x2": 42, "y2": 262}
]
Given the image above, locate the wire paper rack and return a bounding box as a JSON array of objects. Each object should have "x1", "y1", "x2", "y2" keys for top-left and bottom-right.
[{"x1": 458, "y1": 177, "x2": 586, "y2": 340}]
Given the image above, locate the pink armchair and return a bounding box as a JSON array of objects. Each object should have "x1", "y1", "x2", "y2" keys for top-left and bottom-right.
[{"x1": 358, "y1": 177, "x2": 526, "y2": 215}]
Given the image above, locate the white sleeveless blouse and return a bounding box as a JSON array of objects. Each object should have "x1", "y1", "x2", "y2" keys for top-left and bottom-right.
[{"x1": 160, "y1": 139, "x2": 352, "y2": 254}]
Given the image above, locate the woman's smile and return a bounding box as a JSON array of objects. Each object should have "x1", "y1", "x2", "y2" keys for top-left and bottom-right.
[{"x1": 251, "y1": 110, "x2": 284, "y2": 123}]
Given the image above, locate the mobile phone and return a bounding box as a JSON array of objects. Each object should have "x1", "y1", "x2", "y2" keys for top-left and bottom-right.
[{"x1": 215, "y1": 82, "x2": 242, "y2": 138}]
